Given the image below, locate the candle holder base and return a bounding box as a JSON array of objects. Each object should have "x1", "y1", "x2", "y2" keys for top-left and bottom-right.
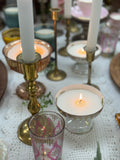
[
  {"x1": 72, "y1": 62, "x2": 88, "y2": 75},
  {"x1": 47, "y1": 69, "x2": 66, "y2": 81},
  {"x1": 65, "y1": 116, "x2": 93, "y2": 134},
  {"x1": 16, "y1": 81, "x2": 46, "y2": 100},
  {"x1": 58, "y1": 47, "x2": 68, "y2": 57},
  {"x1": 17, "y1": 117, "x2": 31, "y2": 145}
]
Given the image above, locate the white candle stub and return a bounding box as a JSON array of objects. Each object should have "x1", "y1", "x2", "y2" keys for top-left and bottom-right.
[
  {"x1": 57, "y1": 89, "x2": 102, "y2": 116},
  {"x1": 7, "y1": 43, "x2": 49, "y2": 61},
  {"x1": 36, "y1": 29, "x2": 54, "y2": 39},
  {"x1": 4, "y1": 7, "x2": 18, "y2": 13}
]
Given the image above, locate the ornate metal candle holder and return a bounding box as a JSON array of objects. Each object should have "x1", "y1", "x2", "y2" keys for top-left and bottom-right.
[
  {"x1": 58, "y1": 18, "x2": 71, "y2": 56},
  {"x1": 85, "y1": 47, "x2": 100, "y2": 90},
  {"x1": 47, "y1": 8, "x2": 66, "y2": 81},
  {"x1": 17, "y1": 53, "x2": 41, "y2": 145},
  {"x1": 3, "y1": 39, "x2": 52, "y2": 100}
]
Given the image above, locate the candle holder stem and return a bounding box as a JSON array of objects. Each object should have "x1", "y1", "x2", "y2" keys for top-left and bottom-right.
[
  {"x1": 86, "y1": 49, "x2": 99, "y2": 90},
  {"x1": 17, "y1": 53, "x2": 41, "y2": 145},
  {"x1": 58, "y1": 18, "x2": 71, "y2": 56},
  {"x1": 54, "y1": 19, "x2": 58, "y2": 70},
  {"x1": 87, "y1": 61, "x2": 92, "y2": 85},
  {"x1": 46, "y1": 8, "x2": 66, "y2": 81},
  {"x1": 40, "y1": 0, "x2": 47, "y2": 23}
]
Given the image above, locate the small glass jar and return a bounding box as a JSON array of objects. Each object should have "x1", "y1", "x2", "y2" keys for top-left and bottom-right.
[{"x1": 98, "y1": 12, "x2": 120, "y2": 57}]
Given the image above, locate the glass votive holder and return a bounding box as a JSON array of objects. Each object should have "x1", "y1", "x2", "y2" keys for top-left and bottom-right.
[
  {"x1": 28, "y1": 111, "x2": 65, "y2": 160},
  {"x1": 3, "y1": 4, "x2": 19, "y2": 28},
  {"x1": 34, "y1": 24, "x2": 55, "y2": 51},
  {"x1": 2, "y1": 28, "x2": 20, "y2": 44},
  {"x1": 98, "y1": 12, "x2": 120, "y2": 57}
]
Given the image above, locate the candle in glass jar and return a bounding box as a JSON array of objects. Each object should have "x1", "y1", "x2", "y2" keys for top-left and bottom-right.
[
  {"x1": 35, "y1": 28, "x2": 54, "y2": 39},
  {"x1": 57, "y1": 89, "x2": 102, "y2": 116},
  {"x1": 17, "y1": 0, "x2": 35, "y2": 62},
  {"x1": 3, "y1": 6, "x2": 19, "y2": 28}
]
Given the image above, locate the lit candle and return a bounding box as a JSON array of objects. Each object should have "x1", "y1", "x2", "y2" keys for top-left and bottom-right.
[
  {"x1": 67, "y1": 41, "x2": 101, "y2": 59},
  {"x1": 64, "y1": 0, "x2": 72, "y2": 18},
  {"x1": 17, "y1": 0, "x2": 35, "y2": 63},
  {"x1": 86, "y1": 0, "x2": 103, "y2": 52},
  {"x1": 51, "y1": 0, "x2": 58, "y2": 8},
  {"x1": 7, "y1": 42, "x2": 49, "y2": 61},
  {"x1": 56, "y1": 85, "x2": 103, "y2": 116},
  {"x1": 67, "y1": 42, "x2": 86, "y2": 58}
]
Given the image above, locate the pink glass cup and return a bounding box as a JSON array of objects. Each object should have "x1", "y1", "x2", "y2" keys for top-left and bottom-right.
[{"x1": 28, "y1": 111, "x2": 65, "y2": 160}]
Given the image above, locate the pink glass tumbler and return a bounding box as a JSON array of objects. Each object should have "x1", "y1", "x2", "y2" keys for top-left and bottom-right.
[{"x1": 28, "y1": 111, "x2": 65, "y2": 160}]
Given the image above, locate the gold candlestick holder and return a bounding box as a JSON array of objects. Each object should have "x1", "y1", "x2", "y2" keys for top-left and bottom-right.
[
  {"x1": 47, "y1": 8, "x2": 66, "y2": 81},
  {"x1": 85, "y1": 48, "x2": 100, "y2": 90},
  {"x1": 3, "y1": 39, "x2": 52, "y2": 100},
  {"x1": 17, "y1": 53, "x2": 41, "y2": 145},
  {"x1": 58, "y1": 18, "x2": 71, "y2": 57}
]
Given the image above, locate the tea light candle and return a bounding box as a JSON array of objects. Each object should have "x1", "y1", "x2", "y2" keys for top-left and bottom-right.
[
  {"x1": 57, "y1": 89, "x2": 102, "y2": 116},
  {"x1": 17, "y1": 0, "x2": 35, "y2": 62},
  {"x1": 86, "y1": 0, "x2": 102, "y2": 51},
  {"x1": 64, "y1": 0, "x2": 72, "y2": 18},
  {"x1": 7, "y1": 42, "x2": 49, "y2": 61}
]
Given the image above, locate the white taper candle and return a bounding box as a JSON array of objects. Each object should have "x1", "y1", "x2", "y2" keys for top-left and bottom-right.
[
  {"x1": 86, "y1": 0, "x2": 103, "y2": 52},
  {"x1": 51, "y1": 0, "x2": 58, "y2": 8},
  {"x1": 64, "y1": 0, "x2": 72, "y2": 18},
  {"x1": 17, "y1": 0, "x2": 35, "y2": 63}
]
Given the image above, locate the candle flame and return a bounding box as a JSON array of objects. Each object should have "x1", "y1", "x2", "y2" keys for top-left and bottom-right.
[
  {"x1": 79, "y1": 93, "x2": 82, "y2": 101},
  {"x1": 75, "y1": 93, "x2": 86, "y2": 107},
  {"x1": 77, "y1": 48, "x2": 86, "y2": 55}
]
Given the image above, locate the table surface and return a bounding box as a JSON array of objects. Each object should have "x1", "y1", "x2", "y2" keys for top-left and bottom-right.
[{"x1": 0, "y1": 21, "x2": 120, "y2": 160}]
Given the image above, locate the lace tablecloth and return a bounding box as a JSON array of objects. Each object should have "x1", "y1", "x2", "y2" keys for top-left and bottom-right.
[{"x1": 0, "y1": 25, "x2": 120, "y2": 160}]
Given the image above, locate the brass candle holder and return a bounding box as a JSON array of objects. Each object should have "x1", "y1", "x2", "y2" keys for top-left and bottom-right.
[
  {"x1": 17, "y1": 53, "x2": 41, "y2": 145},
  {"x1": 47, "y1": 8, "x2": 66, "y2": 81},
  {"x1": 85, "y1": 47, "x2": 100, "y2": 90},
  {"x1": 58, "y1": 18, "x2": 71, "y2": 56},
  {"x1": 3, "y1": 39, "x2": 52, "y2": 100}
]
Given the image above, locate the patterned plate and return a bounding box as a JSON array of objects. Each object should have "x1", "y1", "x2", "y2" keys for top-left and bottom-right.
[{"x1": 71, "y1": 6, "x2": 109, "y2": 22}]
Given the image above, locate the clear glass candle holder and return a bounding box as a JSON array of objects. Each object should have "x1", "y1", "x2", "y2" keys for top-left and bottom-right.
[
  {"x1": 28, "y1": 111, "x2": 65, "y2": 160},
  {"x1": 98, "y1": 12, "x2": 120, "y2": 57}
]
